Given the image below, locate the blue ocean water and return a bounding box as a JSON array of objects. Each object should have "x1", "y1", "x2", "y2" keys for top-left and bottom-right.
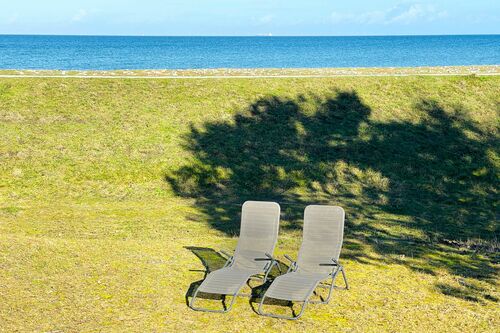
[{"x1": 0, "y1": 35, "x2": 498, "y2": 70}]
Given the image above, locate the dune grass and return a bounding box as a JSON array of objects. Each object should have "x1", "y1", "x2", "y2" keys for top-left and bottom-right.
[
  {"x1": 1, "y1": 65, "x2": 499, "y2": 77},
  {"x1": 0, "y1": 75, "x2": 498, "y2": 332}
]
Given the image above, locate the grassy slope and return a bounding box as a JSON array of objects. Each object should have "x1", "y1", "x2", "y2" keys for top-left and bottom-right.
[{"x1": 0, "y1": 76, "x2": 498, "y2": 332}]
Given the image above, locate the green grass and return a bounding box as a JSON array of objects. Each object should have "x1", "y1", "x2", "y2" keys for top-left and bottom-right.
[{"x1": 0, "y1": 75, "x2": 498, "y2": 332}]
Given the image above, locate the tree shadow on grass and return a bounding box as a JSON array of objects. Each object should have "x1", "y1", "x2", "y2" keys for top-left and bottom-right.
[{"x1": 171, "y1": 89, "x2": 499, "y2": 302}]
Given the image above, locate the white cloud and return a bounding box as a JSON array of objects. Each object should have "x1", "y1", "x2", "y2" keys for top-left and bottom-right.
[
  {"x1": 331, "y1": 12, "x2": 349, "y2": 24},
  {"x1": 331, "y1": 2, "x2": 448, "y2": 25},
  {"x1": 358, "y1": 10, "x2": 387, "y2": 24},
  {"x1": 388, "y1": 3, "x2": 447, "y2": 24},
  {"x1": 72, "y1": 9, "x2": 88, "y2": 22},
  {"x1": 390, "y1": 4, "x2": 428, "y2": 23},
  {"x1": 258, "y1": 15, "x2": 274, "y2": 24},
  {"x1": 7, "y1": 14, "x2": 19, "y2": 24}
]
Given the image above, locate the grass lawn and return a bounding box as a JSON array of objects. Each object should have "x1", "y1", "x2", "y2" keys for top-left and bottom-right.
[{"x1": 0, "y1": 75, "x2": 498, "y2": 332}]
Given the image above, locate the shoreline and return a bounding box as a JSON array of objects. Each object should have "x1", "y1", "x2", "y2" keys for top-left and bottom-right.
[{"x1": 0, "y1": 65, "x2": 498, "y2": 78}]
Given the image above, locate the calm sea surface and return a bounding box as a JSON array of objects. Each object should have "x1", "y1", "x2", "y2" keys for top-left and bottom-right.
[{"x1": 0, "y1": 35, "x2": 498, "y2": 70}]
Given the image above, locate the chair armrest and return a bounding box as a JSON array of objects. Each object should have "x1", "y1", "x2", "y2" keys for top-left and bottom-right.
[
  {"x1": 220, "y1": 250, "x2": 234, "y2": 268},
  {"x1": 220, "y1": 250, "x2": 233, "y2": 259},
  {"x1": 282, "y1": 254, "x2": 298, "y2": 272},
  {"x1": 319, "y1": 258, "x2": 341, "y2": 266},
  {"x1": 284, "y1": 254, "x2": 295, "y2": 263},
  {"x1": 254, "y1": 253, "x2": 276, "y2": 261}
]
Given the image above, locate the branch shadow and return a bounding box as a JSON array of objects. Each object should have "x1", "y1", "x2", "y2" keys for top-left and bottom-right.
[{"x1": 436, "y1": 280, "x2": 499, "y2": 304}]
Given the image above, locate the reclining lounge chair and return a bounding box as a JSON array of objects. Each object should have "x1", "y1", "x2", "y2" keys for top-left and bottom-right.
[
  {"x1": 189, "y1": 201, "x2": 281, "y2": 313},
  {"x1": 258, "y1": 205, "x2": 348, "y2": 319}
]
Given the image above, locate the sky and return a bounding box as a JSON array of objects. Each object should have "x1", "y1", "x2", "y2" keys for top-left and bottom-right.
[{"x1": 0, "y1": 0, "x2": 499, "y2": 36}]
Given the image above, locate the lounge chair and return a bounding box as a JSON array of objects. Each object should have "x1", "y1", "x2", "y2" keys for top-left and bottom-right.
[
  {"x1": 258, "y1": 205, "x2": 348, "y2": 319},
  {"x1": 189, "y1": 201, "x2": 281, "y2": 313}
]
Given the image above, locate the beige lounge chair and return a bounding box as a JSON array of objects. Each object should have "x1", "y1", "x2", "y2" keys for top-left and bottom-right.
[
  {"x1": 258, "y1": 205, "x2": 348, "y2": 319},
  {"x1": 189, "y1": 201, "x2": 281, "y2": 313}
]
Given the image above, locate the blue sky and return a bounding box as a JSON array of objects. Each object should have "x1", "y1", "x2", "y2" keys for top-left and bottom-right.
[{"x1": 0, "y1": 0, "x2": 498, "y2": 36}]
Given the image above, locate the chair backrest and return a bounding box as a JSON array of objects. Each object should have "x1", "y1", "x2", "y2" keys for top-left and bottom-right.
[
  {"x1": 233, "y1": 201, "x2": 280, "y2": 269},
  {"x1": 296, "y1": 205, "x2": 345, "y2": 274}
]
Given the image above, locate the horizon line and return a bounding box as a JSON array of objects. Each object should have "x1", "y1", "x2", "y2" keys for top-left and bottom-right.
[{"x1": 1, "y1": 33, "x2": 499, "y2": 38}]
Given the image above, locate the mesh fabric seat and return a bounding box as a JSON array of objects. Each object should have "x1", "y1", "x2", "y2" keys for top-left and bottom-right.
[{"x1": 263, "y1": 271, "x2": 330, "y2": 301}]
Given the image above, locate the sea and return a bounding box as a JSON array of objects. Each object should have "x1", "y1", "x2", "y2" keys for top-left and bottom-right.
[{"x1": 0, "y1": 35, "x2": 498, "y2": 70}]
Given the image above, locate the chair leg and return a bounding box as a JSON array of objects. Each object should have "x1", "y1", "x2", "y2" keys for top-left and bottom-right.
[
  {"x1": 341, "y1": 266, "x2": 349, "y2": 290},
  {"x1": 309, "y1": 272, "x2": 338, "y2": 304},
  {"x1": 310, "y1": 266, "x2": 349, "y2": 305},
  {"x1": 263, "y1": 260, "x2": 280, "y2": 282},
  {"x1": 310, "y1": 281, "x2": 335, "y2": 304},
  {"x1": 257, "y1": 295, "x2": 308, "y2": 320},
  {"x1": 189, "y1": 285, "x2": 238, "y2": 313}
]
